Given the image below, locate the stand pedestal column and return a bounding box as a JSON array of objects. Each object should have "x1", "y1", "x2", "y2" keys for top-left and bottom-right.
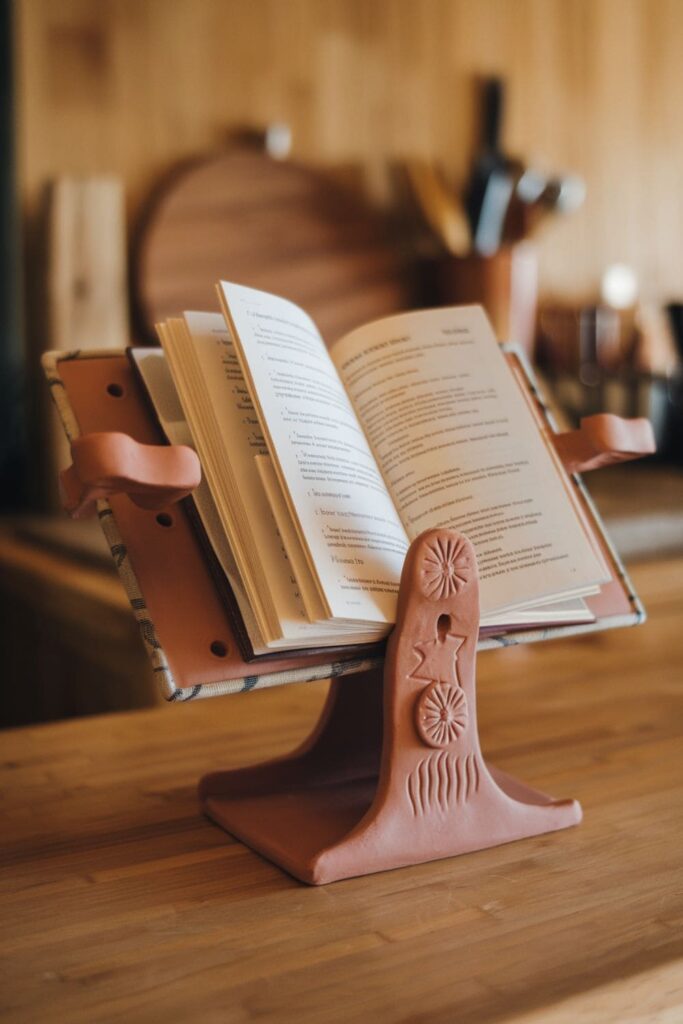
[{"x1": 200, "y1": 529, "x2": 581, "y2": 884}]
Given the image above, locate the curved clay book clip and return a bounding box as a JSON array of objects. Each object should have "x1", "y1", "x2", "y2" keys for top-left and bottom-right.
[
  {"x1": 553, "y1": 414, "x2": 655, "y2": 475},
  {"x1": 60, "y1": 432, "x2": 201, "y2": 519}
]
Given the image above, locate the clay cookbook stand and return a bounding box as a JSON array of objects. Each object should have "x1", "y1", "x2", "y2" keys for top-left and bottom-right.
[{"x1": 57, "y1": 378, "x2": 654, "y2": 884}]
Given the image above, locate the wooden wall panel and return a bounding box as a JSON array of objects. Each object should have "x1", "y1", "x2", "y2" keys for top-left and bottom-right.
[{"x1": 14, "y1": 0, "x2": 683, "y2": 303}]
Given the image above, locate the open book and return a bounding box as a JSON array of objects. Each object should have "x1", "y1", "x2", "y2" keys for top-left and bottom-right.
[{"x1": 137, "y1": 283, "x2": 610, "y2": 655}]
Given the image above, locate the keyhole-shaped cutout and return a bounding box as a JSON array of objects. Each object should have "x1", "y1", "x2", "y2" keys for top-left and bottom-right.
[{"x1": 437, "y1": 613, "x2": 451, "y2": 640}]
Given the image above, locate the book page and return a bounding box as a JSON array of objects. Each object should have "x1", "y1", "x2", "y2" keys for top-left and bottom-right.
[
  {"x1": 130, "y1": 346, "x2": 266, "y2": 649},
  {"x1": 219, "y1": 282, "x2": 408, "y2": 625},
  {"x1": 254, "y1": 454, "x2": 328, "y2": 624},
  {"x1": 161, "y1": 313, "x2": 342, "y2": 648},
  {"x1": 332, "y1": 305, "x2": 608, "y2": 614},
  {"x1": 254, "y1": 455, "x2": 361, "y2": 632}
]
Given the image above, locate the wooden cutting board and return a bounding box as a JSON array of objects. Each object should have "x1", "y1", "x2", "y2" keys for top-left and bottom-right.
[{"x1": 133, "y1": 147, "x2": 414, "y2": 344}]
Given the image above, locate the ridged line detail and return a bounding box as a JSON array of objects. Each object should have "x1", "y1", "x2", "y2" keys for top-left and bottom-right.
[{"x1": 406, "y1": 752, "x2": 480, "y2": 817}]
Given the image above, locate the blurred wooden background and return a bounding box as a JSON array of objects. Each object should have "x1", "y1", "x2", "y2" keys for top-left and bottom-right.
[
  {"x1": 14, "y1": 0, "x2": 683, "y2": 304},
  {"x1": 7, "y1": 0, "x2": 683, "y2": 725}
]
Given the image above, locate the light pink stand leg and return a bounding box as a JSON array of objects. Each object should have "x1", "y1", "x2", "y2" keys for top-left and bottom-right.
[{"x1": 200, "y1": 530, "x2": 581, "y2": 884}]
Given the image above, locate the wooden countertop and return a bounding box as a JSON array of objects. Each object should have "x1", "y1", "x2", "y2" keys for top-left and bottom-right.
[{"x1": 2, "y1": 556, "x2": 682, "y2": 1023}]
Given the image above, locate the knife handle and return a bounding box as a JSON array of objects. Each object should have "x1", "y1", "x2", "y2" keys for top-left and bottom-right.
[{"x1": 482, "y1": 77, "x2": 504, "y2": 153}]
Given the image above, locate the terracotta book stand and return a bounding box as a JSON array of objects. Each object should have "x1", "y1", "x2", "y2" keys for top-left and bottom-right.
[
  {"x1": 200, "y1": 529, "x2": 581, "y2": 885},
  {"x1": 53, "y1": 383, "x2": 654, "y2": 885}
]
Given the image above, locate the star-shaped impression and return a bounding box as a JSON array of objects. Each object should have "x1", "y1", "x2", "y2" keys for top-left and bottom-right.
[{"x1": 411, "y1": 633, "x2": 465, "y2": 685}]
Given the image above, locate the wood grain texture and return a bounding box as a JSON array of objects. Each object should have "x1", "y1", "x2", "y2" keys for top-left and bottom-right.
[
  {"x1": 44, "y1": 177, "x2": 129, "y2": 500},
  {"x1": 14, "y1": 0, "x2": 683, "y2": 303},
  {"x1": 0, "y1": 528, "x2": 159, "y2": 726},
  {"x1": 46, "y1": 177, "x2": 127, "y2": 352},
  {"x1": 135, "y1": 148, "x2": 412, "y2": 343},
  {"x1": 1, "y1": 556, "x2": 682, "y2": 1022}
]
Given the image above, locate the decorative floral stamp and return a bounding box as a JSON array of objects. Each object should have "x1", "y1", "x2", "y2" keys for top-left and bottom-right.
[
  {"x1": 414, "y1": 681, "x2": 467, "y2": 748},
  {"x1": 419, "y1": 535, "x2": 472, "y2": 601}
]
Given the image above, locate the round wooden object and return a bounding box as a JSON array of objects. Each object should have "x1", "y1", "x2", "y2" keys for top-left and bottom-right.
[{"x1": 133, "y1": 148, "x2": 413, "y2": 344}]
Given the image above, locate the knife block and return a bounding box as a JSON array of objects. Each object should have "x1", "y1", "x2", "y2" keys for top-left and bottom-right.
[{"x1": 199, "y1": 528, "x2": 581, "y2": 885}]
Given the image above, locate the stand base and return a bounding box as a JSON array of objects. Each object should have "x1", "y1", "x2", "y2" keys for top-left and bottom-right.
[
  {"x1": 200, "y1": 531, "x2": 582, "y2": 885},
  {"x1": 201, "y1": 767, "x2": 580, "y2": 885},
  {"x1": 199, "y1": 671, "x2": 581, "y2": 885}
]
